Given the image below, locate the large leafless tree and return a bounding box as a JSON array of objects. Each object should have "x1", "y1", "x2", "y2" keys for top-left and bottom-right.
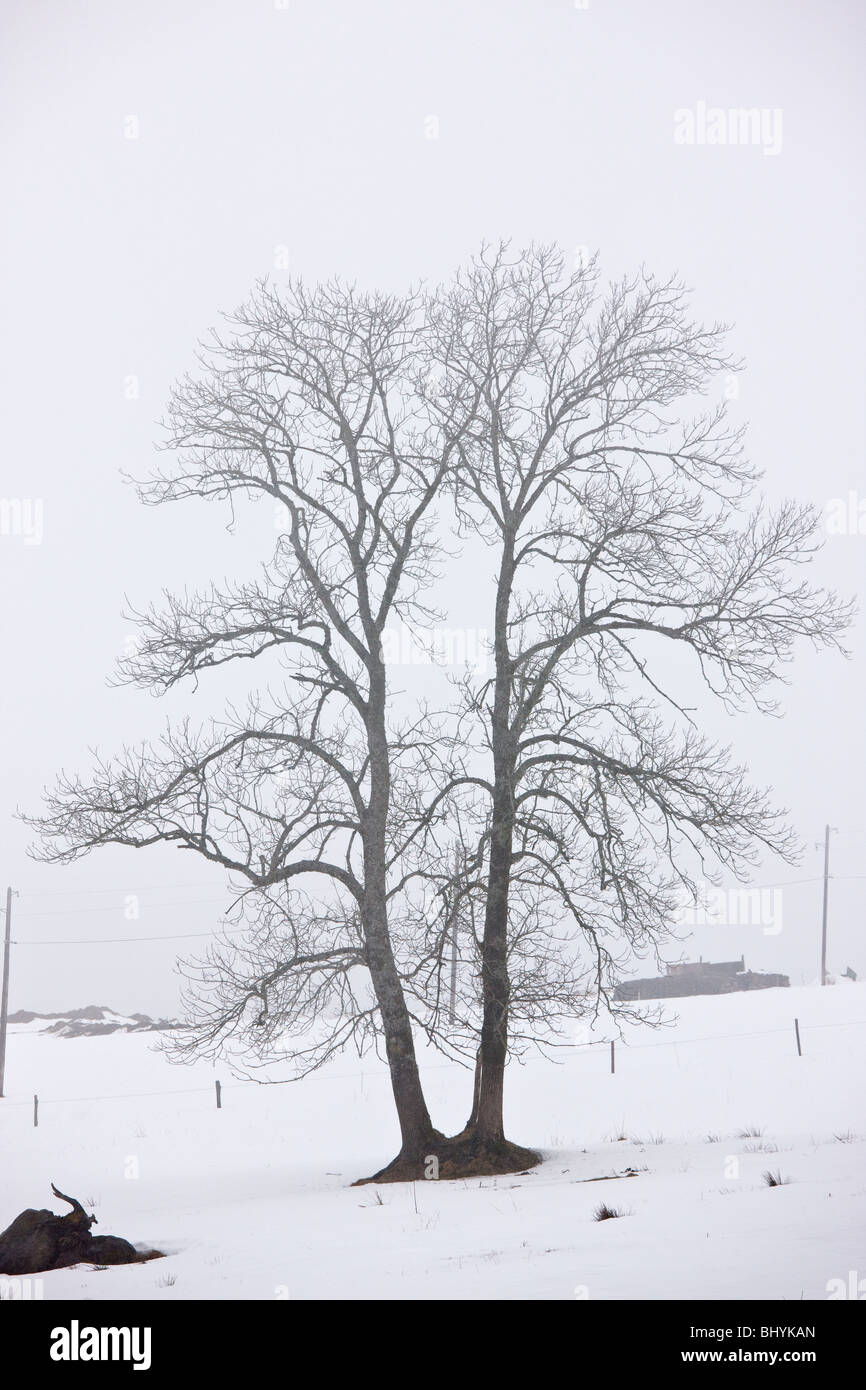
[{"x1": 27, "y1": 248, "x2": 852, "y2": 1184}]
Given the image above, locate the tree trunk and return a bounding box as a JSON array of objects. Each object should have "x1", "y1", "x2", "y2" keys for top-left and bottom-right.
[
  {"x1": 471, "y1": 786, "x2": 513, "y2": 1145},
  {"x1": 466, "y1": 1048, "x2": 482, "y2": 1128},
  {"x1": 364, "y1": 916, "x2": 436, "y2": 1158},
  {"x1": 356, "y1": 653, "x2": 438, "y2": 1178},
  {"x1": 464, "y1": 531, "x2": 516, "y2": 1150}
]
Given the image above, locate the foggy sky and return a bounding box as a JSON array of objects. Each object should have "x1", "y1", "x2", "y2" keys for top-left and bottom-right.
[{"x1": 1, "y1": 0, "x2": 864, "y2": 1016}]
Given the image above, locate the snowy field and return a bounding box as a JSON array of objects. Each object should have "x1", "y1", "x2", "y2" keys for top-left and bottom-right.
[{"x1": 1, "y1": 983, "x2": 864, "y2": 1301}]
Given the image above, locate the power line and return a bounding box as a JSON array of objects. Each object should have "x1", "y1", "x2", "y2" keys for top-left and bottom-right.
[
  {"x1": 21, "y1": 873, "x2": 866, "y2": 916},
  {"x1": 13, "y1": 875, "x2": 866, "y2": 946},
  {"x1": 15, "y1": 897, "x2": 231, "y2": 920},
  {"x1": 18, "y1": 881, "x2": 229, "y2": 900},
  {"x1": 14, "y1": 925, "x2": 250, "y2": 946}
]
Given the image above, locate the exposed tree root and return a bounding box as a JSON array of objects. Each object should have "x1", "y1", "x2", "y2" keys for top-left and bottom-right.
[{"x1": 352, "y1": 1130, "x2": 542, "y2": 1185}]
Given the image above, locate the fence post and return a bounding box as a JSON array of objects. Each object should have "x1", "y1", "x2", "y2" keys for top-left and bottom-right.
[
  {"x1": 33, "y1": 1094, "x2": 38, "y2": 1127},
  {"x1": 215, "y1": 1079, "x2": 222, "y2": 1109},
  {"x1": 794, "y1": 1018, "x2": 802, "y2": 1057},
  {"x1": 610, "y1": 1040, "x2": 615, "y2": 1075}
]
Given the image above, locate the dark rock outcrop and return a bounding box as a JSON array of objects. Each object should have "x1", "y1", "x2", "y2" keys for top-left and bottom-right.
[{"x1": 7, "y1": 1005, "x2": 184, "y2": 1038}]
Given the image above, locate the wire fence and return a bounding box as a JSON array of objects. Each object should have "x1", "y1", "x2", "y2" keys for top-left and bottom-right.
[{"x1": 1, "y1": 1015, "x2": 863, "y2": 1116}]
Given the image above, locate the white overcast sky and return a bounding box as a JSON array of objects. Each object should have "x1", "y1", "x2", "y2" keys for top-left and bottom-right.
[{"x1": 1, "y1": 0, "x2": 864, "y2": 1016}]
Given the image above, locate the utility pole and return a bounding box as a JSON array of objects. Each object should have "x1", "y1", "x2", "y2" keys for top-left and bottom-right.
[
  {"x1": 820, "y1": 825, "x2": 831, "y2": 987},
  {"x1": 0, "y1": 887, "x2": 12, "y2": 1098}
]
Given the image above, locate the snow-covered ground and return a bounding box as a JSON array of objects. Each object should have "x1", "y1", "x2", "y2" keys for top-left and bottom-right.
[{"x1": 1, "y1": 983, "x2": 864, "y2": 1300}]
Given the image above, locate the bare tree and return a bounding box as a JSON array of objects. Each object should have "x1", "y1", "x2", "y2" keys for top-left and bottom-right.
[
  {"x1": 422, "y1": 243, "x2": 852, "y2": 1167},
  {"x1": 27, "y1": 277, "x2": 471, "y2": 1180},
  {"x1": 26, "y1": 249, "x2": 852, "y2": 1186}
]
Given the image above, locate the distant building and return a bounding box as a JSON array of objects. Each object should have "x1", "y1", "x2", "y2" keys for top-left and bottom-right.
[{"x1": 613, "y1": 956, "x2": 789, "y2": 1001}]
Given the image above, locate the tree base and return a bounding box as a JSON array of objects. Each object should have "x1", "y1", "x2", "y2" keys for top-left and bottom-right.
[{"x1": 352, "y1": 1129, "x2": 542, "y2": 1185}]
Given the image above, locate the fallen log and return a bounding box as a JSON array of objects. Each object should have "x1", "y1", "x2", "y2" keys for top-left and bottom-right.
[{"x1": 0, "y1": 1184, "x2": 163, "y2": 1275}]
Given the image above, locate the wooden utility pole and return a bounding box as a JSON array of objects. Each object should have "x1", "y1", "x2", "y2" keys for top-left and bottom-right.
[
  {"x1": 820, "y1": 825, "x2": 831, "y2": 986},
  {"x1": 0, "y1": 887, "x2": 12, "y2": 1099}
]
